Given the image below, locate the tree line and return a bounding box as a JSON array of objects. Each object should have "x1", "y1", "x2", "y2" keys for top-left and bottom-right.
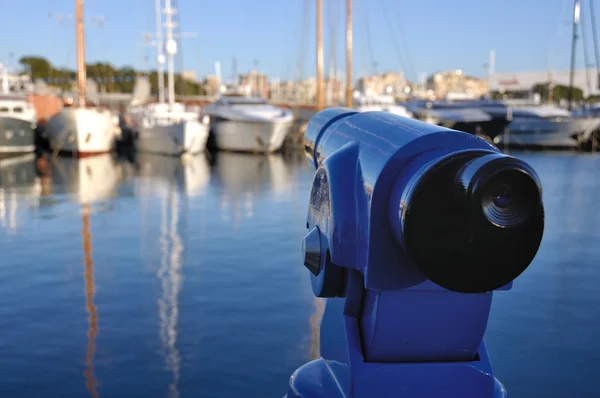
[{"x1": 19, "y1": 56, "x2": 206, "y2": 96}]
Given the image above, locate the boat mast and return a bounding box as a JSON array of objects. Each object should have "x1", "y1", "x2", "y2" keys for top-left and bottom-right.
[
  {"x1": 568, "y1": 0, "x2": 581, "y2": 110},
  {"x1": 316, "y1": 0, "x2": 324, "y2": 111},
  {"x1": 155, "y1": 0, "x2": 166, "y2": 103},
  {"x1": 163, "y1": 0, "x2": 177, "y2": 107},
  {"x1": 589, "y1": 0, "x2": 600, "y2": 92},
  {"x1": 75, "y1": 0, "x2": 87, "y2": 107},
  {"x1": 345, "y1": 0, "x2": 353, "y2": 108}
]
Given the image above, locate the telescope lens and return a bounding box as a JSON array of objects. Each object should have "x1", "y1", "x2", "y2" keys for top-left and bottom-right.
[
  {"x1": 491, "y1": 184, "x2": 513, "y2": 208},
  {"x1": 479, "y1": 170, "x2": 540, "y2": 228},
  {"x1": 400, "y1": 151, "x2": 544, "y2": 293}
]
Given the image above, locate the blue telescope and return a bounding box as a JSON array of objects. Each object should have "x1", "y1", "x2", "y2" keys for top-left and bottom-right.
[{"x1": 286, "y1": 108, "x2": 544, "y2": 398}]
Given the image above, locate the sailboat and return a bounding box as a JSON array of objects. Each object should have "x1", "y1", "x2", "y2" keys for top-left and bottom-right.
[
  {"x1": 45, "y1": 0, "x2": 120, "y2": 156},
  {"x1": 127, "y1": 0, "x2": 210, "y2": 156}
]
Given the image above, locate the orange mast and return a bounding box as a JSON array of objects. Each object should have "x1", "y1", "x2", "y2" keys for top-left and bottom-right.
[{"x1": 75, "y1": 0, "x2": 87, "y2": 107}]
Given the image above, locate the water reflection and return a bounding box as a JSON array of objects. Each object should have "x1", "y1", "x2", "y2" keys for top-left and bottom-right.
[
  {"x1": 309, "y1": 298, "x2": 325, "y2": 360},
  {"x1": 134, "y1": 154, "x2": 209, "y2": 398},
  {"x1": 0, "y1": 154, "x2": 40, "y2": 232},
  {"x1": 211, "y1": 153, "x2": 294, "y2": 229},
  {"x1": 81, "y1": 205, "x2": 99, "y2": 398},
  {"x1": 156, "y1": 181, "x2": 186, "y2": 398},
  {"x1": 135, "y1": 153, "x2": 211, "y2": 198},
  {"x1": 50, "y1": 154, "x2": 120, "y2": 205}
]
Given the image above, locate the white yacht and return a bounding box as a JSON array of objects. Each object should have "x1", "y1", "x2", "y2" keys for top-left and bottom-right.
[
  {"x1": 0, "y1": 64, "x2": 37, "y2": 157},
  {"x1": 351, "y1": 92, "x2": 413, "y2": 118},
  {"x1": 128, "y1": 102, "x2": 210, "y2": 156},
  {"x1": 203, "y1": 90, "x2": 294, "y2": 153},
  {"x1": 45, "y1": 0, "x2": 120, "y2": 156}
]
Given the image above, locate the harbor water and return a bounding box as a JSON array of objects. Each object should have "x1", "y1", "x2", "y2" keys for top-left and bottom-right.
[{"x1": 0, "y1": 150, "x2": 598, "y2": 398}]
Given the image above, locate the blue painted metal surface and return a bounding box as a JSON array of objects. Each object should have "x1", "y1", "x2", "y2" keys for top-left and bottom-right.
[{"x1": 287, "y1": 108, "x2": 545, "y2": 397}]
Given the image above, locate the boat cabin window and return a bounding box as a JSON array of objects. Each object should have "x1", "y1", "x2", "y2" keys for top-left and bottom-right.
[
  {"x1": 12, "y1": 107, "x2": 23, "y2": 113},
  {"x1": 0, "y1": 107, "x2": 8, "y2": 112}
]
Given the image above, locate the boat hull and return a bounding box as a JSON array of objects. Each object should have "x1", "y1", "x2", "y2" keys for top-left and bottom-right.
[
  {"x1": 135, "y1": 120, "x2": 209, "y2": 156},
  {"x1": 46, "y1": 108, "x2": 118, "y2": 156},
  {"x1": 209, "y1": 120, "x2": 293, "y2": 153},
  {"x1": 496, "y1": 117, "x2": 600, "y2": 148},
  {"x1": 0, "y1": 116, "x2": 35, "y2": 158}
]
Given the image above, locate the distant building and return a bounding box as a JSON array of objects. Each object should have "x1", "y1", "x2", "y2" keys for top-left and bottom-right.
[
  {"x1": 324, "y1": 77, "x2": 344, "y2": 105},
  {"x1": 490, "y1": 68, "x2": 600, "y2": 98},
  {"x1": 239, "y1": 71, "x2": 268, "y2": 98},
  {"x1": 426, "y1": 70, "x2": 488, "y2": 100},
  {"x1": 203, "y1": 75, "x2": 220, "y2": 96},
  {"x1": 269, "y1": 78, "x2": 316, "y2": 104},
  {"x1": 356, "y1": 72, "x2": 409, "y2": 99},
  {"x1": 181, "y1": 70, "x2": 197, "y2": 82}
]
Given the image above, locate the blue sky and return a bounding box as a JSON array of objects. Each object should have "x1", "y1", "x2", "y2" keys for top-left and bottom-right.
[{"x1": 0, "y1": 0, "x2": 595, "y2": 82}]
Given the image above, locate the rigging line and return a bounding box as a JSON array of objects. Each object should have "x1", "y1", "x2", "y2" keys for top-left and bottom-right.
[
  {"x1": 296, "y1": 0, "x2": 311, "y2": 81},
  {"x1": 580, "y1": 0, "x2": 593, "y2": 96},
  {"x1": 377, "y1": 0, "x2": 407, "y2": 75},
  {"x1": 327, "y1": 0, "x2": 334, "y2": 77},
  {"x1": 547, "y1": 0, "x2": 570, "y2": 73},
  {"x1": 362, "y1": 0, "x2": 376, "y2": 75},
  {"x1": 281, "y1": 0, "x2": 303, "y2": 82},
  {"x1": 589, "y1": 0, "x2": 600, "y2": 89},
  {"x1": 392, "y1": 1, "x2": 417, "y2": 80},
  {"x1": 357, "y1": 0, "x2": 369, "y2": 77},
  {"x1": 144, "y1": 0, "x2": 154, "y2": 75}
]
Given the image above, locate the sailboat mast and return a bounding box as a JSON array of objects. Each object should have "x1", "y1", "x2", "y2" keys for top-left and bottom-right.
[
  {"x1": 164, "y1": 0, "x2": 177, "y2": 107},
  {"x1": 568, "y1": 0, "x2": 581, "y2": 110},
  {"x1": 345, "y1": 0, "x2": 353, "y2": 108},
  {"x1": 155, "y1": 0, "x2": 165, "y2": 103},
  {"x1": 589, "y1": 0, "x2": 600, "y2": 90},
  {"x1": 316, "y1": 0, "x2": 324, "y2": 111},
  {"x1": 75, "y1": 0, "x2": 87, "y2": 107}
]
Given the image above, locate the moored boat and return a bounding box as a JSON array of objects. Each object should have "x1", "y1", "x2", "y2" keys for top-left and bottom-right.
[
  {"x1": 203, "y1": 91, "x2": 293, "y2": 154},
  {"x1": 45, "y1": 0, "x2": 120, "y2": 157},
  {"x1": 0, "y1": 96, "x2": 36, "y2": 158},
  {"x1": 0, "y1": 64, "x2": 36, "y2": 158}
]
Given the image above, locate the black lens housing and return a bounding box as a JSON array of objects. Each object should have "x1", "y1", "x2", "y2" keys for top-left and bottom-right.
[{"x1": 402, "y1": 152, "x2": 544, "y2": 293}]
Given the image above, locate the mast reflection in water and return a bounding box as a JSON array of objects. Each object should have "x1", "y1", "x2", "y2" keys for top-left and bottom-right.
[
  {"x1": 157, "y1": 184, "x2": 184, "y2": 398},
  {"x1": 135, "y1": 153, "x2": 211, "y2": 398},
  {"x1": 82, "y1": 205, "x2": 99, "y2": 398}
]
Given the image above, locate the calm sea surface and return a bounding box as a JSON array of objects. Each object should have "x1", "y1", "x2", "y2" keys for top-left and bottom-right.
[{"x1": 0, "y1": 150, "x2": 598, "y2": 398}]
